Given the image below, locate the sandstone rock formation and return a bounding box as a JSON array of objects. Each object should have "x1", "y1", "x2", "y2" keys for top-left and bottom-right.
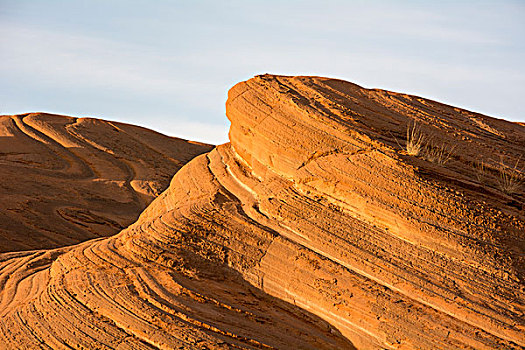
[
  {"x1": 0, "y1": 76, "x2": 524, "y2": 349},
  {"x1": 0, "y1": 113, "x2": 212, "y2": 252}
]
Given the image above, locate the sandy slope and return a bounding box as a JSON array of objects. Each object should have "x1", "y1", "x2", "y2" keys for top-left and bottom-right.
[
  {"x1": 0, "y1": 113, "x2": 212, "y2": 252},
  {"x1": 0, "y1": 76, "x2": 524, "y2": 349}
]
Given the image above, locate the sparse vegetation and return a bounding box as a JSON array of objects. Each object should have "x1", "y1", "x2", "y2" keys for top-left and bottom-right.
[
  {"x1": 424, "y1": 141, "x2": 455, "y2": 165},
  {"x1": 474, "y1": 161, "x2": 486, "y2": 183},
  {"x1": 393, "y1": 123, "x2": 455, "y2": 165},
  {"x1": 496, "y1": 157, "x2": 524, "y2": 195},
  {"x1": 405, "y1": 123, "x2": 424, "y2": 156}
]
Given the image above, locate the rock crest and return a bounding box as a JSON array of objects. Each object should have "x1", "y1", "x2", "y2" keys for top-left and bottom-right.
[{"x1": 0, "y1": 76, "x2": 523, "y2": 349}]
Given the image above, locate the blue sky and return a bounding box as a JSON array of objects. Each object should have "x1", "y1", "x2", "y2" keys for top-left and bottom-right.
[{"x1": 1, "y1": 0, "x2": 524, "y2": 144}]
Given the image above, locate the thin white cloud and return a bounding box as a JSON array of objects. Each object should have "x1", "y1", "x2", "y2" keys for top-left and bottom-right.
[{"x1": 0, "y1": 23, "x2": 216, "y2": 103}]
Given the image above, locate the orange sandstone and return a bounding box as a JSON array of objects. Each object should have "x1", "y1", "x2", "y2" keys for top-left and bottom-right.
[
  {"x1": 0, "y1": 113, "x2": 212, "y2": 252},
  {"x1": 0, "y1": 76, "x2": 523, "y2": 349}
]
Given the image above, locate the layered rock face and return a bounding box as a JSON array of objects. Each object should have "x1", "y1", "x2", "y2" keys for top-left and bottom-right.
[
  {"x1": 0, "y1": 76, "x2": 524, "y2": 349},
  {"x1": 0, "y1": 113, "x2": 212, "y2": 251}
]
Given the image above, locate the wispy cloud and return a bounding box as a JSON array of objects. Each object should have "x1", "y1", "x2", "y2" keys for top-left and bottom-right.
[{"x1": 0, "y1": 23, "x2": 206, "y2": 97}]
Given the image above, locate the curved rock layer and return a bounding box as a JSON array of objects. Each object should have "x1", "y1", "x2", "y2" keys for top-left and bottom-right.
[
  {"x1": 1, "y1": 76, "x2": 524, "y2": 349},
  {"x1": 0, "y1": 113, "x2": 212, "y2": 252}
]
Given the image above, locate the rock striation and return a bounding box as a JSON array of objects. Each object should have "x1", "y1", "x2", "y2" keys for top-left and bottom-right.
[
  {"x1": 0, "y1": 76, "x2": 524, "y2": 349},
  {"x1": 0, "y1": 113, "x2": 212, "y2": 252}
]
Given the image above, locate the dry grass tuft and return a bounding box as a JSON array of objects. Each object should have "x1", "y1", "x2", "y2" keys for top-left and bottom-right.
[
  {"x1": 424, "y1": 141, "x2": 455, "y2": 165},
  {"x1": 406, "y1": 123, "x2": 424, "y2": 156},
  {"x1": 474, "y1": 161, "x2": 486, "y2": 183},
  {"x1": 496, "y1": 157, "x2": 524, "y2": 195}
]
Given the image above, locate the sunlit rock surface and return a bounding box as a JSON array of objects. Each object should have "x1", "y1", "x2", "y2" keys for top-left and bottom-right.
[
  {"x1": 0, "y1": 76, "x2": 523, "y2": 349},
  {"x1": 0, "y1": 113, "x2": 212, "y2": 252}
]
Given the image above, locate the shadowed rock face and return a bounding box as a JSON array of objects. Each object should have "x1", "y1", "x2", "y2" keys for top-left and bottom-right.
[
  {"x1": 0, "y1": 113, "x2": 212, "y2": 252},
  {"x1": 0, "y1": 76, "x2": 524, "y2": 349}
]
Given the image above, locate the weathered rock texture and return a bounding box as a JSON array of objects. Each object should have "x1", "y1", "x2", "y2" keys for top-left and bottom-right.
[
  {"x1": 0, "y1": 113, "x2": 212, "y2": 252},
  {"x1": 0, "y1": 76, "x2": 524, "y2": 349}
]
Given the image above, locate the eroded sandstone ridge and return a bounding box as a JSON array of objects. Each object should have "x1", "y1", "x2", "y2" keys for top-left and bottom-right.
[
  {"x1": 0, "y1": 76, "x2": 524, "y2": 349},
  {"x1": 0, "y1": 113, "x2": 212, "y2": 252}
]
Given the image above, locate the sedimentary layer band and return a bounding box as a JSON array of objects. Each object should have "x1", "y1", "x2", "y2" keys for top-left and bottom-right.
[{"x1": 0, "y1": 76, "x2": 523, "y2": 349}]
